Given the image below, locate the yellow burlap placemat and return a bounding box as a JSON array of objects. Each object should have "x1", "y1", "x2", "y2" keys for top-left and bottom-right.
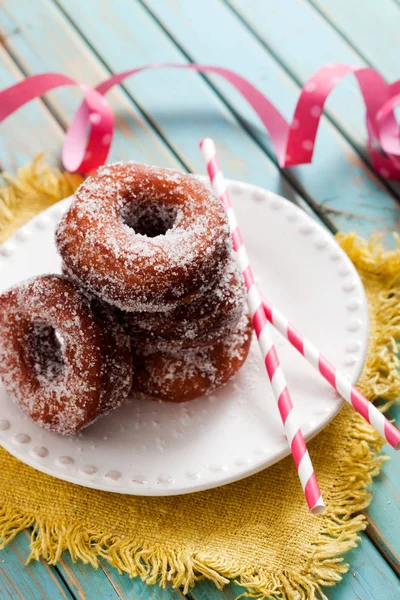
[{"x1": 0, "y1": 159, "x2": 399, "y2": 600}]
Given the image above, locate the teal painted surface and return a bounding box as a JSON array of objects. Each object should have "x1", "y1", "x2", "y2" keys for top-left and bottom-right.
[
  {"x1": 0, "y1": 0, "x2": 399, "y2": 598},
  {"x1": 55, "y1": 554, "x2": 122, "y2": 599},
  {"x1": 0, "y1": 47, "x2": 63, "y2": 171},
  {"x1": 227, "y1": 0, "x2": 400, "y2": 200},
  {"x1": 98, "y1": 558, "x2": 185, "y2": 600},
  {"x1": 366, "y1": 425, "x2": 400, "y2": 573},
  {"x1": 0, "y1": 531, "x2": 73, "y2": 600},
  {"x1": 311, "y1": 0, "x2": 400, "y2": 79},
  {"x1": 328, "y1": 536, "x2": 400, "y2": 600},
  {"x1": 56, "y1": 554, "x2": 185, "y2": 600},
  {"x1": 0, "y1": 0, "x2": 181, "y2": 170},
  {"x1": 143, "y1": 0, "x2": 400, "y2": 240}
]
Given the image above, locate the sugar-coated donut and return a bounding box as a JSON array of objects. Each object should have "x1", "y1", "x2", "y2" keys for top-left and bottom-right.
[
  {"x1": 122, "y1": 256, "x2": 245, "y2": 350},
  {"x1": 0, "y1": 275, "x2": 132, "y2": 435},
  {"x1": 131, "y1": 311, "x2": 252, "y2": 402},
  {"x1": 56, "y1": 162, "x2": 230, "y2": 311}
]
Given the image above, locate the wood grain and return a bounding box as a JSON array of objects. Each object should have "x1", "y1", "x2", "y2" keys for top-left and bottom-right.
[
  {"x1": 365, "y1": 412, "x2": 400, "y2": 575},
  {"x1": 310, "y1": 0, "x2": 400, "y2": 79},
  {"x1": 56, "y1": 554, "x2": 185, "y2": 600},
  {"x1": 143, "y1": 0, "x2": 400, "y2": 240},
  {"x1": 227, "y1": 0, "x2": 400, "y2": 201},
  {"x1": 328, "y1": 535, "x2": 400, "y2": 600},
  {"x1": 0, "y1": 0, "x2": 182, "y2": 169},
  {"x1": 0, "y1": 531, "x2": 73, "y2": 600},
  {"x1": 0, "y1": 46, "x2": 63, "y2": 171},
  {"x1": 99, "y1": 558, "x2": 186, "y2": 600}
]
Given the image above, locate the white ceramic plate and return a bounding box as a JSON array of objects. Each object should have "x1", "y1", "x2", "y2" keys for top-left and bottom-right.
[{"x1": 0, "y1": 177, "x2": 369, "y2": 495}]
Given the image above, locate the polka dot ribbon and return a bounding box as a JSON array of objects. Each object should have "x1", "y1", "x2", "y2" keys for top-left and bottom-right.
[{"x1": 1, "y1": 63, "x2": 400, "y2": 178}]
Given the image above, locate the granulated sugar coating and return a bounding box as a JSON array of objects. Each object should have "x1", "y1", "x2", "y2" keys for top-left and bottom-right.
[
  {"x1": 0, "y1": 162, "x2": 252, "y2": 433},
  {"x1": 121, "y1": 255, "x2": 246, "y2": 351},
  {"x1": 56, "y1": 162, "x2": 231, "y2": 312},
  {"x1": 131, "y1": 310, "x2": 252, "y2": 402},
  {"x1": 0, "y1": 275, "x2": 132, "y2": 435}
]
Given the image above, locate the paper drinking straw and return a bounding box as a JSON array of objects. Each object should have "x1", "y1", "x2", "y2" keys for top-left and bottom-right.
[
  {"x1": 261, "y1": 298, "x2": 400, "y2": 450},
  {"x1": 200, "y1": 138, "x2": 325, "y2": 514}
]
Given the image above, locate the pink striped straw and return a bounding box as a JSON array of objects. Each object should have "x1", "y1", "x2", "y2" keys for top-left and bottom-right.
[
  {"x1": 200, "y1": 138, "x2": 325, "y2": 514},
  {"x1": 262, "y1": 298, "x2": 400, "y2": 450}
]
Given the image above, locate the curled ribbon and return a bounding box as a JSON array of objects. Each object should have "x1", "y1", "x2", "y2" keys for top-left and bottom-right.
[{"x1": 0, "y1": 63, "x2": 399, "y2": 179}]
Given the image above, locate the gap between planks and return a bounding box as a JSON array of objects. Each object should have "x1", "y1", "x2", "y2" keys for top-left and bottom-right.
[
  {"x1": 223, "y1": 0, "x2": 400, "y2": 204},
  {"x1": 53, "y1": 0, "x2": 336, "y2": 232},
  {"x1": 0, "y1": 8, "x2": 189, "y2": 174},
  {"x1": 137, "y1": 0, "x2": 400, "y2": 238}
]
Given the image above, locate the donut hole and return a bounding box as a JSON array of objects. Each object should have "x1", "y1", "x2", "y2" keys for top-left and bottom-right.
[
  {"x1": 26, "y1": 322, "x2": 65, "y2": 382},
  {"x1": 121, "y1": 201, "x2": 177, "y2": 238}
]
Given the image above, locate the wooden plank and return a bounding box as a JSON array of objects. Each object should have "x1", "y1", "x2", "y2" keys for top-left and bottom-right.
[
  {"x1": 227, "y1": 0, "x2": 400, "y2": 198},
  {"x1": 141, "y1": 0, "x2": 400, "y2": 241},
  {"x1": 56, "y1": 554, "x2": 185, "y2": 600},
  {"x1": 0, "y1": 530, "x2": 73, "y2": 600},
  {"x1": 55, "y1": 554, "x2": 122, "y2": 600},
  {"x1": 310, "y1": 0, "x2": 400, "y2": 79},
  {"x1": 0, "y1": 0, "x2": 182, "y2": 170},
  {"x1": 0, "y1": 46, "x2": 63, "y2": 171},
  {"x1": 99, "y1": 558, "x2": 186, "y2": 600},
  {"x1": 365, "y1": 411, "x2": 400, "y2": 575},
  {"x1": 328, "y1": 535, "x2": 400, "y2": 600},
  {"x1": 190, "y1": 535, "x2": 400, "y2": 600},
  {"x1": 2, "y1": 0, "x2": 329, "y2": 229}
]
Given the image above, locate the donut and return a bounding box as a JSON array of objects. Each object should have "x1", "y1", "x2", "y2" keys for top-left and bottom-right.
[
  {"x1": 122, "y1": 256, "x2": 245, "y2": 351},
  {"x1": 131, "y1": 311, "x2": 252, "y2": 402},
  {"x1": 56, "y1": 162, "x2": 230, "y2": 311},
  {"x1": 0, "y1": 275, "x2": 132, "y2": 435}
]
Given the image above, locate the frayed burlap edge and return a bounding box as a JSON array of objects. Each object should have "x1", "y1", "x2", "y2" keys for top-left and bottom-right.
[
  {"x1": 0, "y1": 155, "x2": 83, "y2": 243},
  {"x1": 0, "y1": 158, "x2": 399, "y2": 600}
]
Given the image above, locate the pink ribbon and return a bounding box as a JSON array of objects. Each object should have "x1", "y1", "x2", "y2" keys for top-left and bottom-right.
[{"x1": 1, "y1": 62, "x2": 399, "y2": 179}]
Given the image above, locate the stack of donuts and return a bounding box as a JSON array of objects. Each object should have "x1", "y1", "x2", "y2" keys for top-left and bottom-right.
[{"x1": 0, "y1": 162, "x2": 252, "y2": 435}]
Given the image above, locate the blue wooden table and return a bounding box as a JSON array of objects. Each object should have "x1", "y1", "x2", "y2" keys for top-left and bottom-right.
[{"x1": 0, "y1": 1, "x2": 399, "y2": 598}]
